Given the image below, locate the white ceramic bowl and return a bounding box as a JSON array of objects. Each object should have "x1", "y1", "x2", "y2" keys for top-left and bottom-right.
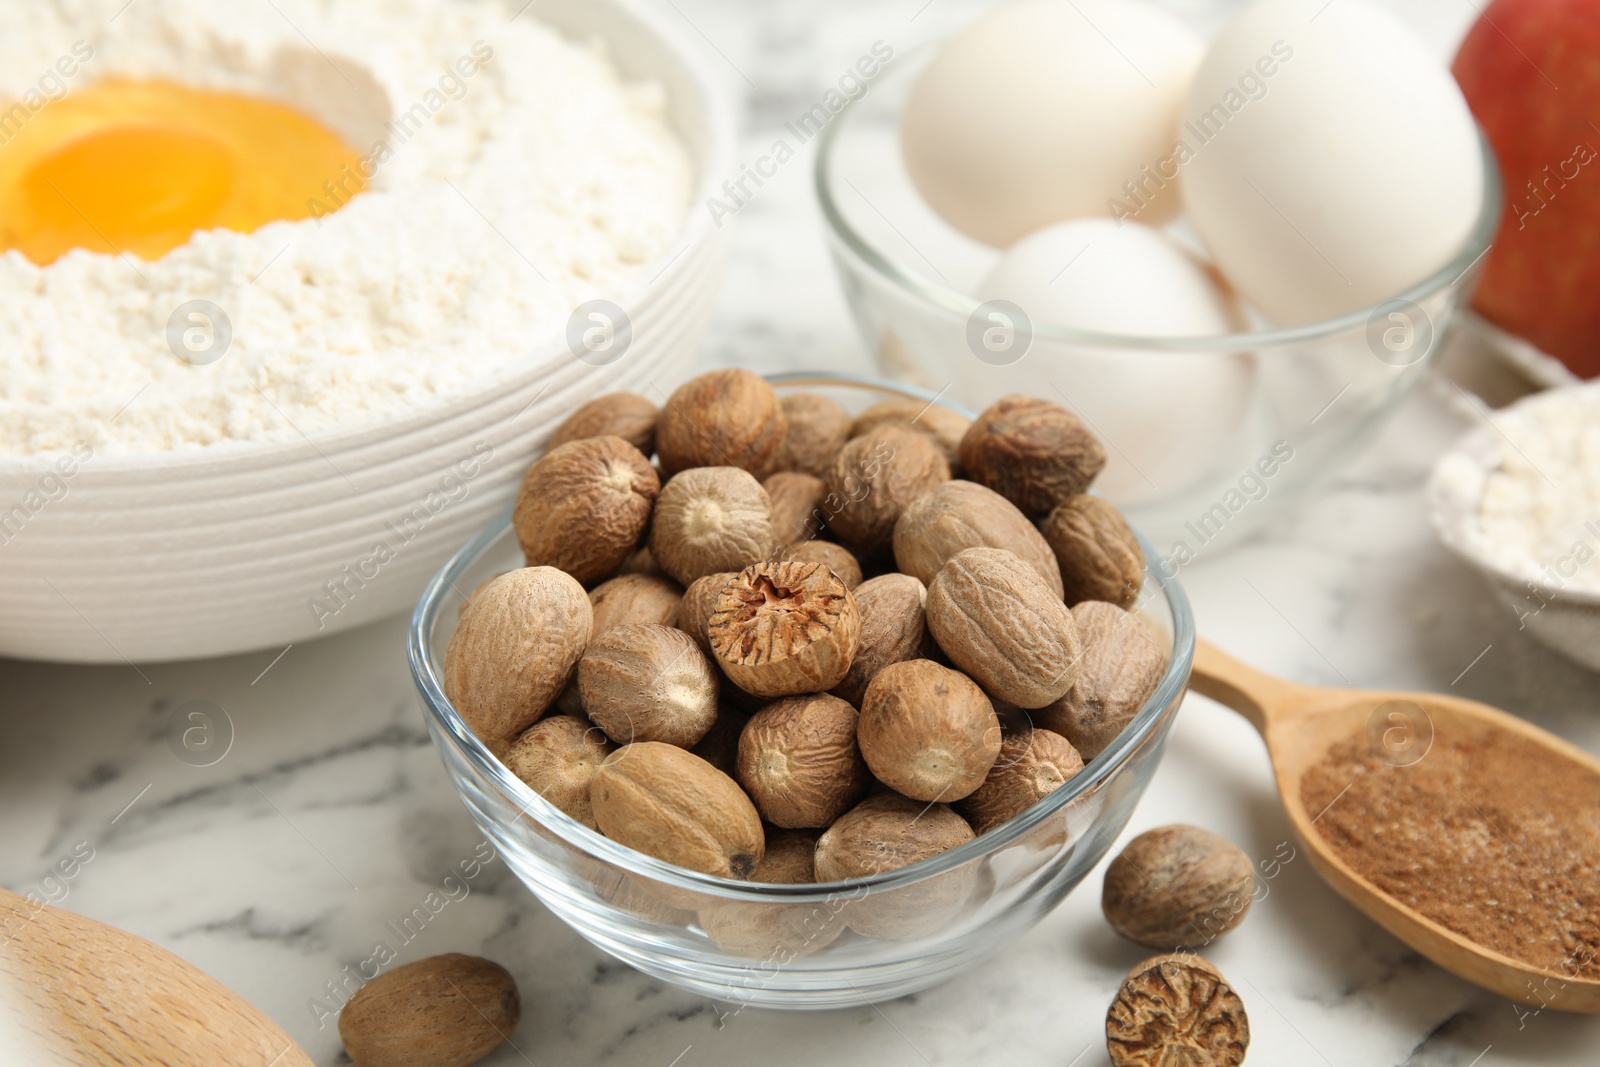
[
  {"x1": 1427, "y1": 384, "x2": 1600, "y2": 672},
  {"x1": 0, "y1": 0, "x2": 732, "y2": 664}
]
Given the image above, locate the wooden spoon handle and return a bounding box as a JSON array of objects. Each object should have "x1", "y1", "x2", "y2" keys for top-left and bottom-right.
[
  {"x1": 0, "y1": 889, "x2": 313, "y2": 1066},
  {"x1": 1188, "y1": 638, "x2": 1315, "y2": 735}
]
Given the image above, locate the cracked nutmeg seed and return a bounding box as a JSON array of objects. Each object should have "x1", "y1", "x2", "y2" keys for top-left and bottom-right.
[
  {"x1": 707, "y1": 560, "x2": 862, "y2": 699},
  {"x1": 650, "y1": 466, "x2": 775, "y2": 586},
  {"x1": 1106, "y1": 954, "x2": 1249, "y2": 1067},
  {"x1": 656, "y1": 368, "x2": 787, "y2": 479},
  {"x1": 589, "y1": 741, "x2": 765, "y2": 879},
  {"x1": 1102, "y1": 825, "x2": 1256, "y2": 951},
  {"x1": 959, "y1": 395, "x2": 1106, "y2": 518},
  {"x1": 736, "y1": 693, "x2": 871, "y2": 828},
  {"x1": 513, "y1": 435, "x2": 659, "y2": 585}
]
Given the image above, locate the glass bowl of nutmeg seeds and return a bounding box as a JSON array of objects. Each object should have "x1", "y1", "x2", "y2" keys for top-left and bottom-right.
[{"x1": 409, "y1": 371, "x2": 1196, "y2": 1008}]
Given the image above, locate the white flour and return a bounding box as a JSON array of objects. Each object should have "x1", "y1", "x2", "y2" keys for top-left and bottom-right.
[
  {"x1": 0, "y1": 0, "x2": 692, "y2": 457},
  {"x1": 1467, "y1": 385, "x2": 1600, "y2": 593}
]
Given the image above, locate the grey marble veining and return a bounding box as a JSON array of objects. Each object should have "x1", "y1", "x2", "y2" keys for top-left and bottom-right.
[{"x1": 4, "y1": 1, "x2": 1599, "y2": 1065}]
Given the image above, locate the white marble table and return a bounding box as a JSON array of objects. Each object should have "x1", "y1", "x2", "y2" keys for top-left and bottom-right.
[{"x1": 5, "y1": 2, "x2": 1599, "y2": 1065}]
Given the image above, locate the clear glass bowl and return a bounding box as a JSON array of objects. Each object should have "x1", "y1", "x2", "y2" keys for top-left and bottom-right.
[
  {"x1": 408, "y1": 375, "x2": 1196, "y2": 1008},
  {"x1": 815, "y1": 43, "x2": 1503, "y2": 558}
]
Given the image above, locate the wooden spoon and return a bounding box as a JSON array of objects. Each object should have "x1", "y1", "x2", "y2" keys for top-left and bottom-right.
[
  {"x1": 1189, "y1": 638, "x2": 1600, "y2": 1013},
  {"x1": 0, "y1": 888, "x2": 314, "y2": 1065}
]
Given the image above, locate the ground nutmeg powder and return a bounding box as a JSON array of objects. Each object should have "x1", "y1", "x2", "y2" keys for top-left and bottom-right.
[{"x1": 1301, "y1": 727, "x2": 1600, "y2": 978}]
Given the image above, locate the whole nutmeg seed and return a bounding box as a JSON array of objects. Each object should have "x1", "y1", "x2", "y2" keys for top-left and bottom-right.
[
  {"x1": 1037, "y1": 601, "x2": 1167, "y2": 759},
  {"x1": 1106, "y1": 954, "x2": 1249, "y2": 1067},
  {"x1": 338, "y1": 953, "x2": 520, "y2": 1067},
  {"x1": 959, "y1": 395, "x2": 1107, "y2": 518},
  {"x1": 736, "y1": 693, "x2": 871, "y2": 827},
  {"x1": 590, "y1": 742, "x2": 765, "y2": 878},
  {"x1": 858, "y1": 660, "x2": 1001, "y2": 802},
  {"x1": 926, "y1": 547, "x2": 1083, "y2": 709},
  {"x1": 823, "y1": 424, "x2": 950, "y2": 556},
  {"x1": 578, "y1": 624, "x2": 719, "y2": 747},
  {"x1": 443, "y1": 568, "x2": 592, "y2": 743},
  {"x1": 678, "y1": 571, "x2": 737, "y2": 655},
  {"x1": 657, "y1": 369, "x2": 787, "y2": 479},
  {"x1": 504, "y1": 714, "x2": 613, "y2": 830},
  {"x1": 779, "y1": 539, "x2": 863, "y2": 590},
  {"x1": 513, "y1": 436, "x2": 659, "y2": 585},
  {"x1": 850, "y1": 399, "x2": 971, "y2": 472},
  {"x1": 1102, "y1": 825, "x2": 1255, "y2": 950},
  {"x1": 893, "y1": 479, "x2": 1064, "y2": 598},
  {"x1": 698, "y1": 828, "x2": 847, "y2": 959},
  {"x1": 708, "y1": 561, "x2": 862, "y2": 699},
  {"x1": 831, "y1": 573, "x2": 937, "y2": 707},
  {"x1": 1041, "y1": 495, "x2": 1144, "y2": 608},
  {"x1": 956, "y1": 728, "x2": 1084, "y2": 835},
  {"x1": 814, "y1": 792, "x2": 977, "y2": 940},
  {"x1": 763, "y1": 470, "x2": 828, "y2": 546},
  {"x1": 650, "y1": 467, "x2": 774, "y2": 586},
  {"x1": 588, "y1": 573, "x2": 684, "y2": 635},
  {"x1": 779, "y1": 392, "x2": 852, "y2": 476},
  {"x1": 547, "y1": 392, "x2": 658, "y2": 456}
]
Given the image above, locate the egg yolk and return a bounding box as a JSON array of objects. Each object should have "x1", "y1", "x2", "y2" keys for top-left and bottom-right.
[{"x1": 0, "y1": 80, "x2": 364, "y2": 265}]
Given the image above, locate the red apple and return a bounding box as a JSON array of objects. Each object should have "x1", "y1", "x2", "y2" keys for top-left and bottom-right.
[{"x1": 1454, "y1": 0, "x2": 1600, "y2": 378}]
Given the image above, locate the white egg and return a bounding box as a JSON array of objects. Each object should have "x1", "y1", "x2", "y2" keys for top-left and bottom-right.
[
  {"x1": 966, "y1": 219, "x2": 1256, "y2": 505},
  {"x1": 902, "y1": 0, "x2": 1203, "y2": 248},
  {"x1": 1179, "y1": 0, "x2": 1483, "y2": 324}
]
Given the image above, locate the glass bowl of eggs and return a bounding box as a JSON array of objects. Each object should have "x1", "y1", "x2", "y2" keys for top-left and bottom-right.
[{"x1": 815, "y1": 0, "x2": 1502, "y2": 565}]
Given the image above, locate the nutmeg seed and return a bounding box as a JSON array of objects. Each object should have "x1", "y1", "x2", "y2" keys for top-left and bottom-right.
[
  {"x1": 577, "y1": 624, "x2": 719, "y2": 747},
  {"x1": 779, "y1": 392, "x2": 852, "y2": 476},
  {"x1": 926, "y1": 547, "x2": 1082, "y2": 709},
  {"x1": 1102, "y1": 825, "x2": 1255, "y2": 950},
  {"x1": 338, "y1": 953, "x2": 520, "y2": 1067},
  {"x1": 443, "y1": 567, "x2": 592, "y2": 744},
  {"x1": 650, "y1": 466, "x2": 774, "y2": 586},
  {"x1": 956, "y1": 728, "x2": 1083, "y2": 835},
  {"x1": 893, "y1": 479, "x2": 1064, "y2": 598},
  {"x1": 588, "y1": 573, "x2": 684, "y2": 636},
  {"x1": 657, "y1": 369, "x2": 787, "y2": 479},
  {"x1": 737, "y1": 693, "x2": 871, "y2": 828},
  {"x1": 1041, "y1": 494, "x2": 1144, "y2": 608},
  {"x1": 858, "y1": 660, "x2": 1001, "y2": 803},
  {"x1": 1036, "y1": 601, "x2": 1167, "y2": 760},
  {"x1": 823, "y1": 424, "x2": 950, "y2": 557},
  {"x1": 590, "y1": 742, "x2": 765, "y2": 879},
  {"x1": 779, "y1": 539, "x2": 863, "y2": 590},
  {"x1": 830, "y1": 573, "x2": 937, "y2": 707},
  {"x1": 959, "y1": 395, "x2": 1106, "y2": 518},
  {"x1": 504, "y1": 714, "x2": 613, "y2": 830},
  {"x1": 513, "y1": 435, "x2": 659, "y2": 585},
  {"x1": 850, "y1": 398, "x2": 971, "y2": 472},
  {"x1": 547, "y1": 392, "x2": 658, "y2": 457},
  {"x1": 1106, "y1": 953, "x2": 1249, "y2": 1067}
]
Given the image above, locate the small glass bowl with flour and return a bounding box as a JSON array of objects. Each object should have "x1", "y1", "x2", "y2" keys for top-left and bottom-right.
[{"x1": 1428, "y1": 383, "x2": 1600, "y2": 671}]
